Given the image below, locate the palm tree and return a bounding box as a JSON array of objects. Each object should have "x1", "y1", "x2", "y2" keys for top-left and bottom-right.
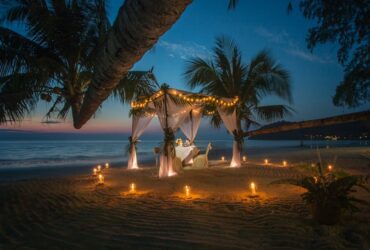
[
  {"x1": 184, "y1": 36, "x2": 293, "y2": 153},
  {"x1": 0, "y1": 0, "x2": 155, "y2": 125},
  {"x1": 76, "y1": 0, "x2": 193, "y2": 128}
]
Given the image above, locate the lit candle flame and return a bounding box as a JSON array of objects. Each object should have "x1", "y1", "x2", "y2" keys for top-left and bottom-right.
[
  {"x1": 105, "y1": 163, "x2": 109, "y2": 168},
  {"x1": 184, "y1": 185, "x2": 190, "y2": 197},
  {"x1": 221, "y1": 156, "x2": 225, "y2": 161},
  {"x1": 130, "y1": 183, "x2": 136, "y2": 193},
  {"x1": 242, "y1": 156, "x2": 247, "y2": 162},
  {"x1": 264, "y1": 159, "x2": 269, "y2": 165},
  {"x1": 98, "y1": 174, "x2": 104, "y2": 184},
  {"x1": 93, "y1": 168, "x2": 97, "y2": 176},
  {"x1": 250, "y1": 182, "x2": 256, "y2": 195},
  {"x1": 283, "y1": 161, "x2": 287, "y2": 167},
  {"x1": 97, "y1": 165, "x2": 101, "y2": 171},
  {"x1": 328, "y1": 165, "x2": 333, "y2": 171}
]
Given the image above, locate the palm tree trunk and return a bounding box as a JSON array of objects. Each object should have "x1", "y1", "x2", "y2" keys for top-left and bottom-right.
[
  {"x1": 243, "y1": 110, "x2": 370, "y2": 137},
  {"x1": 74, "y1": 0, "x2": 192, "y2": 129}
]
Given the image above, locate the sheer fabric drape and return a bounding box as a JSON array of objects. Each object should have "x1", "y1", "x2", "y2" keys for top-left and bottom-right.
[
  {"x1": 217, "y1": 108, "x2": 241, "y2": 167},
  {"x1": 154, "y1": 96, "x2": 192, "y2": 177},
  {"x1": 180, "y1": 108, "x2": 202, "y2": 144},
  {"x1": 127, "y1": 114, "x2": 154, "y2": 169}
]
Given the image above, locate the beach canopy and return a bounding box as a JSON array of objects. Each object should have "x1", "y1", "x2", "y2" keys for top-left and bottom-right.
[{"x1": 128, "y1": 84, "x2": 241, "y2": 177}]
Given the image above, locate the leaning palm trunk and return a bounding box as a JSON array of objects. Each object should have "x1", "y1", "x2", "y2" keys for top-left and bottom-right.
[{"x1": 75, "y1": 0, "x2": 192, "y2": 128}]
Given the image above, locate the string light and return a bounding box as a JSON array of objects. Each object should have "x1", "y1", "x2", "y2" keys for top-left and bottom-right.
[
  {"x1": 131, "y1": 89, "x2": 239, "y2": 109},
  {"x1": 328, "y1": 164, "x2": 333, "y2": 171},
  {"x1": 243, "y1": 156, "x2": 247, "y2": 162},
  {"x1": 93, "y1": 168, "x2": 97, "y2": 176},
  {"x1": 221, "y1": 156, "x2": 225, "y2": 161},
  {"x1": 264, "y1": 159, "x2": 269, "y2": 165},
  {"x1": 97, "y1": 165, "x2": 102, "y2": 172},
  {"x1": 283, "y1": 161, "x2": 287, "y2": 167},
  {"x1": 105, "y1": 162, "x2": 109, "y2": 169}
]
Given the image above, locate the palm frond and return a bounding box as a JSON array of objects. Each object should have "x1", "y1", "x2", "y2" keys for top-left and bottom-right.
[{"x1": 254, "y1": 105, "x2": 294, "y2": 122}]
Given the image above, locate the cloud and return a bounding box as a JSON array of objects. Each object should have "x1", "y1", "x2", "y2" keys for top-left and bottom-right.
[
  {"x1": 158, "y1": 40, "x2": 212, "y2": 60},
  {"x1": 254, "y1": 26, "x2": 333, "y2": 64}
]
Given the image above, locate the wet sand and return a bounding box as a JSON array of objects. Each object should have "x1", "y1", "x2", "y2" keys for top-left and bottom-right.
[{"x1": 0, "y1": 147, "x2": 369, "y2": 249}]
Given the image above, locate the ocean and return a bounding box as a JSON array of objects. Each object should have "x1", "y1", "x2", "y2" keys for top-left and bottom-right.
[{"x1": 0, "y1": 139, "x2": 368, "y2": 170}]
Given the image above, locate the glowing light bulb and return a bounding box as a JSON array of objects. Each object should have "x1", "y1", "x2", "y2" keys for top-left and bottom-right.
[
  {"x1": 283, "y1": 161, "x2": 287, "y2": 167},
  {"x1": 93, "y1": 168, "x2": 97, "y2": 176},
  {"x1": 243, "y1": 156, "x2": 247, "y2": 162},
  {"x1": 250, "y1": 182, "x2": 256, "y2": 195},
  {"x1": 105, "y1": 162, "x2": 109, "y2": 168},
  {"x1": 130, "y1": 183, "x2": 136, "y2": 193},
  {"x1": 328, "y1": 165, "x2": 333, "y2": 171},
  {"x1": 184, "y1": 185, "x2": 190, "y2": 197},
  {"x1": 221, "y1": 156, "x2": 225, "y2": 161},
  {"x1": 264, "y1": 159, "x2": 269, "y2": 165},
  {"x1": 98, "y1": 174, "x2": 104, "y2": 185}
]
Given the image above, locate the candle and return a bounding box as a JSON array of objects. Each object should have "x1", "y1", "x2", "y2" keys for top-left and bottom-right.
[
  {"x1": 97, "y1": 165, "x2": 101, "y2": 172},
  {"x1": 264, "y1": 159, "x2": 269, "y2": 165},
  {"x1": 105, "y1": 162, "x2": 109, "y2": 168},
  {"x1": 283, "y1": 161, "x2": 287, "y2": 167},
  {"x1": 184, "y1": 185, "x2": 190, "y2": 197},
  {"x1": 93, "y1": 168, "x2": 97, "y2": 176},
  {"x1": 98, "y1": 174, "x2": 104, "y2": 185},
  {"x1": 328, "y1": 164, "x2": 333, "y2": 171},
  {"x1": 221, "y1": 156, "x2": 225, "y2": 161},
  {"x1": 250, "y1": 182, "x2": 256, "y2": 195},
  {"x1": 130, "y1": 183, "x2": 136, "y2": 193},
  {"x1": 242, "y1": 156, "x2": 247, "y2": 162}
]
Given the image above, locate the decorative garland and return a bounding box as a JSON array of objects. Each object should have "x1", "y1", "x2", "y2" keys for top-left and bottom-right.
[
  {"x1": 163, "y1": 127, "x2": 175, "y2": 157},
  {"x1": 127, "y1": 136, "x2": 138, "y2": 154},
  {"x1": 232, "y1": 129, "x2": 244, "y2": 151}
]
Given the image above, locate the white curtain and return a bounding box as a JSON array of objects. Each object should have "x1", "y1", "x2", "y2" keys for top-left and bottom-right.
[
  {"x1": 180, "y1": 108, "x2": 202, "y2": 144},
  {"x1": 127, "y1": 114, "x2": 154, "y2": 169},
  {"x1": 217, "y1": 107, "x2": 241, "y2": 168},
  {"x1": 154, "y1": 96, "x2": 192, "y2": 177}
]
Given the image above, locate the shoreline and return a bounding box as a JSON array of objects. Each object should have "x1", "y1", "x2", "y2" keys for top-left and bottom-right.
[{"x1": 1, "y1": 146, "x2": 369, "y2": 181}]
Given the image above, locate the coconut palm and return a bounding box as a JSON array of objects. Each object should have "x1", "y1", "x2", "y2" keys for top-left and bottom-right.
[
  {"x1": 0, "y1": 0, "x2": 156, "y2": 125},
  {"x1": 184, "y1": 36, "x2": 293, "y2": 151}
]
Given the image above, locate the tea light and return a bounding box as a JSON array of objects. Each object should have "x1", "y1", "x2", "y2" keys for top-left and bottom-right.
[
  {"x1": 242, "y1": 156, "x2": 247, "y2": 161},
  {"x1": 264, "y1": 159, "x2": 269, "y2": 165},
  {"x1": 130, "y1": 183, "x2": 136, "y2": 193},
  {"x1": 328, "y1": 164, "x2": 333, "y2": 171},
  {"x1": 184, "y1": 185, "x2": 190, "y2": 197},
  {"x1": 221, "y1": 156, "x2": 225, "y2": 161},
  {"x1": 283, "y1": 160, "x2": 287, "y2": 167},
  {"x1": 97, "y1": 165, "x2": 102, "y2": 172},
  {"x1": 93, "y1": 168, "x2": 97, "y2": 176},
  {"x1": 105, "y1": 162, "x2": 109, "y2": 168},
  {"x1": 98, "y1": 174, "x2": 104, "y2": 185},
  {"x1": 250, "y1": 182, "x2": 256, "y2": 195}
]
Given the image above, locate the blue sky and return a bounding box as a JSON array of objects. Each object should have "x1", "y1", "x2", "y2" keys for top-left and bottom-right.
[{"x1": 1, "y1": 0, "x2": 368, "y2": 134}]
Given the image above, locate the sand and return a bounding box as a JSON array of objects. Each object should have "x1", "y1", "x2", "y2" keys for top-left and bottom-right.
[{"x1": 0, "y1": 146, "x2": 369, "y2": 249}]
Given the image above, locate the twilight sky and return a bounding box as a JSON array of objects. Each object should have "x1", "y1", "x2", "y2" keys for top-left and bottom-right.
[{"x1": 1, "y1": 0, "x2": 368, "y2": 134}]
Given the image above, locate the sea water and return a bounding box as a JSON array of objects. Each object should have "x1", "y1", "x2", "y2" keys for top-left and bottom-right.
[{"x1": 0, "y1": 139, "x2": 368, "y2": 170}]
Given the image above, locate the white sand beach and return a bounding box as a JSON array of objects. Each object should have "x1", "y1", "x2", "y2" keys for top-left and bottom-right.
[{"x1": 0, "y1": 146, "x2": 369, "y2": 249}]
